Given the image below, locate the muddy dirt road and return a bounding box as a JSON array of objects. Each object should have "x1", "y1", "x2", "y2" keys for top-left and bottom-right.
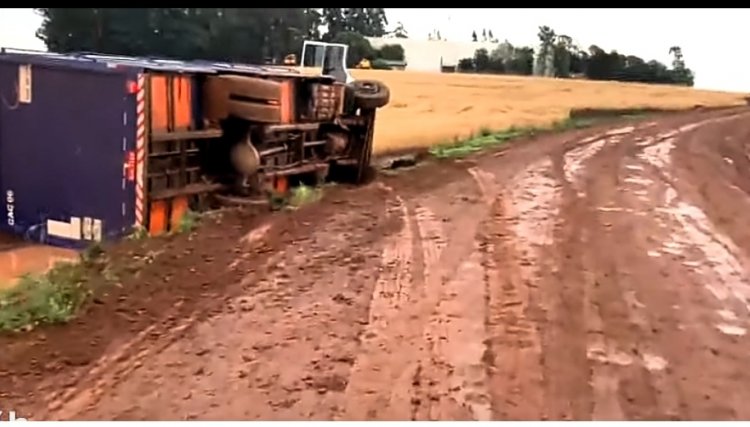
[{"x1": 3, "y1": 107, "x2": 750, "y2": 420}]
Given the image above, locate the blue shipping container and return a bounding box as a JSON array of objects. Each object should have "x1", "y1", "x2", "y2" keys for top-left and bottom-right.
[
  {"x1": 0, "y1": 53, "x2": 140, "y2": 249},
  {"x1": 0, "y1": 49, "x2": 299, "y2": 249}
]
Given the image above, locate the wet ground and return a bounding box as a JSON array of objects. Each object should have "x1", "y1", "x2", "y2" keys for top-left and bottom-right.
[
  {"x1": 3, "y1": 106, "x2": 750, "y2": 420},
  {"x1": 0, "y1": 236, "x2": 78, "y2": 289}
]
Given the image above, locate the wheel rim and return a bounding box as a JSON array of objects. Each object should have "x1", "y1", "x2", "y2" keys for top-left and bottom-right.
[{"x1": 359, "y1": 82, "x2": 377, "y2": 93}]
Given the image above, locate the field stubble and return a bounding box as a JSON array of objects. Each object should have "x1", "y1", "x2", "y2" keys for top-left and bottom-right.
[{"x1": 347, "y1": 69, "x2": 747, "y2": 155}]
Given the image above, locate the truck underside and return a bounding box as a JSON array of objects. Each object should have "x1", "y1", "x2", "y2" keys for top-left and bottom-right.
[
  {"x1": 113, "y1": 42, "x2": 390, "y2": 235},
  {"x1": 145, "y1": 69, "x2": 390, "y2": 228},
  {"x1": 199, "y1": 73, "x2": 388, "y2": 202}
]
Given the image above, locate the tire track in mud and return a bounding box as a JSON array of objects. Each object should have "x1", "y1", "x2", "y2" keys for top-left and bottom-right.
[
  {"x1": 341, "y1": 193, "x2": 418, "y2": 420},
  {"x1": 560, "y1": 125, "x2": 671, "y2": 420},
  {"x1": 660, "y1": 113, "x2": 750, "y2": 419},
  {"x1": 637, "y1": 114, "x2": 750, "y2": 332},
  {"x1": 571, "y1": 109, "x2": 750, "y2": 420},
  {"x1": 551, "y1": 112, "x2": 750, "y2": 419},
  {"x1": 43, "y1": 190, "x2": 400, "y2": 421},
  {"x1": 38, "y1": 222, "x2": 278, "y2": 420},
  {"x1": 12, "y1": 107, "x2": 750, "y2": 421},
  {"x1": 572, "y1": 134, "x2": 675, "y2": 420},
  {"x1": 552, "y1": 120, "x2": 703, "y2": 420},
  {"x1": 480, "y1": 159, "x2": 554, "y2": 420},
  {"x1": 572, "y1": 116, "x2": 750, "y2": 419},
  {"x1": 344, "y1": 177, "x2": 496, "y2": 421}
]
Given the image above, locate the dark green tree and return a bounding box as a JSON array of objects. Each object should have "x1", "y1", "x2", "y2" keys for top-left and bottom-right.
[{"x1": 378, "y1": 44, "x2": 405, "y2": 61}]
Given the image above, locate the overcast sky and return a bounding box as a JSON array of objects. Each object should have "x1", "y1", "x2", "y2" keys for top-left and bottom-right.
[{"x1": 1, "y1": 8, "x2": 747, "y2": 93}]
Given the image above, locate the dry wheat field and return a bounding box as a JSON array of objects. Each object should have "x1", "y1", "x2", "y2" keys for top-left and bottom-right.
[{"x1": 347, "y1": 69, "x2": 748, "y2": 154}]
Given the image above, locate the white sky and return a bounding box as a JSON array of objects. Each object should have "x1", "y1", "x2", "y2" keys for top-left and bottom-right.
[{"x1": 1, "y1": 8, "x2": 747, "y2": 93}]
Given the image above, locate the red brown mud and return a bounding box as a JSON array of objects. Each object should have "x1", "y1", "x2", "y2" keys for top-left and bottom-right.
[{"x1": 3, "y1": 107, "x2": 750, "y2": 420}]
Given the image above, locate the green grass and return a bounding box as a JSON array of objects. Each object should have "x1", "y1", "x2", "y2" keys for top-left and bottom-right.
[
  {"x1": 0, "y1": 243, "x2": 116, "y2": 332},
  {"x1": 289, "y1": 184, "x2": 323, "y2": 207},
  {"x1": 429, "y1": 126, "x2": 534, "y2": 159},
  {"x1": 428, "y1": 116, "x2": 612, "y2": 159},
  {"x1": 267, "y1": 183, "x2": 326, "y2": 211},
  {"x1": 0, "y1": 263, "x2": 88, "y2": 332},
  {"x1": 176, "y1": 209, "x2": 201, "y2": 234},
  {"x1": 127, "y1": 226, "x2": 149, "y2": 241}
]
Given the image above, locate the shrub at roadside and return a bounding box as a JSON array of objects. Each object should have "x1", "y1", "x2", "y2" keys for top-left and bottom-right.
[{"x1": 0, "y1": 247, "x2": 111, "y2": 332}]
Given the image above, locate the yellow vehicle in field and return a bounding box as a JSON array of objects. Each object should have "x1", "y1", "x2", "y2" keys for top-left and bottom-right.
[
  {"x1": 356, "y1": 58, "x2": 372, "y2": 69},
  {"x1": 286, "y1": 52, "x2": 371, "y2": 69}
]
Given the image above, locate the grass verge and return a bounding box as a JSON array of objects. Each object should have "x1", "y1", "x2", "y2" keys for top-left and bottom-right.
[
  {"x1": 0, "y1": 247, "x2": 113, "y2": 332},
  {"x1": 428, "y1": 109, "x2": 650, "y2": 159},
  {"x1": 176, "y1": 210, "x2": 202, "y2": 234}
]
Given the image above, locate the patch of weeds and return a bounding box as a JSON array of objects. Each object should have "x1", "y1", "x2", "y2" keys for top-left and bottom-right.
[
  {"x1": 289, "y1": 184, "x2": 323, "y2": 208},
  {"x1": 127, "y1": 226, "x2": 149, "y2": 241},
  {"x1": 0, "y1": 261, "x2": 94, "y2": 332},
  {"x1": 81, "y1": 241, "x2": 105, "y2": 263},
  {"x1": 176, "y1": 210, "x2": 201, "y2": 234},
  {"x1": 429, "y1": 127, "x2": 529, "y2": 159},
  {"x1": 265, "y1": 184, "x2": 324, "y2": 211},
  {"x1": 0, "y1": 238, "x2": 121, "y2": 332},
  {"x1": 428, "y1": 115, "x2": 617, "y2": 159}
]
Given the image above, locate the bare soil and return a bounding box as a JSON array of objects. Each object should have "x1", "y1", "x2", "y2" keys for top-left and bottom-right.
[{"x1": 3, "y1": 106, "x2": 750, "y2": 420}]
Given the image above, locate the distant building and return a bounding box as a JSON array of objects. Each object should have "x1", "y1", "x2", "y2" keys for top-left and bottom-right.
[
  {"x1": 378, "y1": 59, "x2": 407, "y2": 70},
  {"x1": 367, "y1": 37, "x2": 501, "y2": 73}
]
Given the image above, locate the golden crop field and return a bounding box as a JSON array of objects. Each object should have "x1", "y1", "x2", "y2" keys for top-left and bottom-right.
[{"x1": 345, "y1": 69, "x2": 748, "y2": 155}]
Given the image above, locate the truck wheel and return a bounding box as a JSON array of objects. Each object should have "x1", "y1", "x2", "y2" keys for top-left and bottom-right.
[{"x1": 351, "y1": 80, "x2": 390, "y2": 110}]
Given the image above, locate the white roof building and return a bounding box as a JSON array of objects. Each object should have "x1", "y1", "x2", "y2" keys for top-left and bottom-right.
[{"x1": 367, "y1": 37, "x2": 501, "y2": 72}]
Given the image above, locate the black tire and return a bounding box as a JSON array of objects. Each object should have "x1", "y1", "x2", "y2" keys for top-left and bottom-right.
[{"x1": 351, "y1": 80, "x2": 390, "y2": 110}]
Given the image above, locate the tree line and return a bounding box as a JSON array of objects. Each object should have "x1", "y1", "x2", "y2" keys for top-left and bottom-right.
[
  {"x1": 34, "y1": 8, "x2": 398, "y2": 65},
  {"x1": 34, "y1": 10, "x2": 693, "y2": 87},
  {"x1": 458, "y1": 25, "x2": 695, "y2": 87}
]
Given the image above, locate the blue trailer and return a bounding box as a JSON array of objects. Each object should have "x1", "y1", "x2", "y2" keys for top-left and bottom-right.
[{"x1": 0, "y1": 50, "x2": 217, "y2": 249}]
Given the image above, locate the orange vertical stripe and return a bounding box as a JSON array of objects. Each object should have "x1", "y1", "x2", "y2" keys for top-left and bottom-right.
[
  {"x1": 149, "y1": 200, "x2": 168, "y2": 236},
  {"x1": 279, "y1": 80, "x2": 294, "y2": 124},
  {"x1": 169, "y1": 196, "x2": 189, "y2": 232},
  {"x1": 275, "y1": 176, "x2": 289, "y2": 194},
  {"x1": 150, "y1": 75, "x2": 168, "y2": 133},
  {"x1": 172, "y1": 76, "x2": 193, "y2": 130}
]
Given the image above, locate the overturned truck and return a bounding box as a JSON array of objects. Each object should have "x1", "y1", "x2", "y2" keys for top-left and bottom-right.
[
  {"x1": 203, "y1": 66, "x2": 389, "y2": 202},
  {"x1": 0, "y1": 48, "x2": 389, "y2": 248}
]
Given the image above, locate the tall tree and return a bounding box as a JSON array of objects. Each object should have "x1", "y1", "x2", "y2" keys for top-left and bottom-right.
[
  {"x1": 553, "y1": 34, "x2": 573, "y2": 78},
  {"x1": 534, "y1": 25, "x2": 556, "y2": 77},
  {"x1": 36, "y1": 8, "x2": 101, "y2": 53},
  {"x1": 321, "y1": 8, "x2": 388, "y2": 40},
  {"x1": 668, "y1": 46, "x2": 694, "y2": 86},
  {"x1": 473, "y1": 48, "x2": 490, "y2": 72},
  {"x1": 36, "y1": 8, "x2": 346, "y2": 63}
]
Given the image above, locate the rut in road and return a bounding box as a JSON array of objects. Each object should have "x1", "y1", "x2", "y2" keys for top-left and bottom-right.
[{"x1": 7, "y1": 106, "x2": 750, "y2": 421}]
